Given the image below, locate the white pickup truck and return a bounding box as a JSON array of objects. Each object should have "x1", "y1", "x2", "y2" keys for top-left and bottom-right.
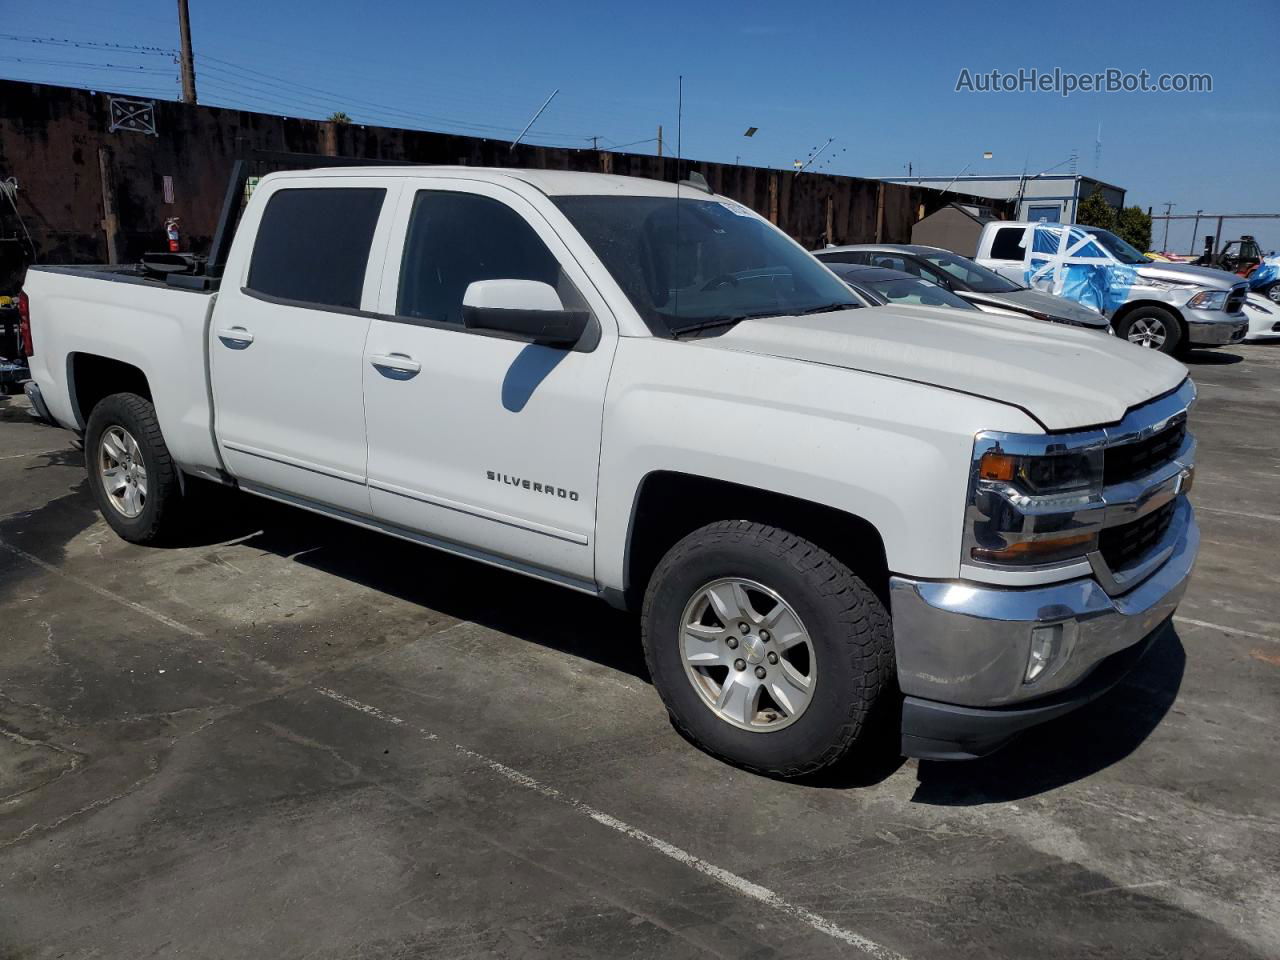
[
  {"x1": 19, "y1": 167, "x2": 1199, "y2": 777},
  {"x1": 975, "y1": 220, "x2": 1248, "y2": 355}
]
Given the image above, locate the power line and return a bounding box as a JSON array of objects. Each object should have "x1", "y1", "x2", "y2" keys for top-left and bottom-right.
[
  {"x1": 0, "y1": 32, "x2": 663, "y2": 152},
  {"x1": 195, "y1": 53, "x2": 593, "y2": 139},
  {"x1": 0, "y1": 33, "x2": 176, "y2": 55},
  {"x1": 0, "y1": 54, "x2": 171, "y2": 74}
]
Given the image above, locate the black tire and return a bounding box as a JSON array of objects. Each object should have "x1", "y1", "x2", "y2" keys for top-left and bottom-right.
[
  {"x1": 1115, "y1": 306, "x2": 1183, "y2": 355},
  {"x1": 640, "y1": 520, "x2": 895, "y2": 778},
  {"x1": 1264, "y1": 282, "x2": 1280, "y2": 305},
  {"x1": 84, "y1": 392, "x2": 181, "y2": 544}
]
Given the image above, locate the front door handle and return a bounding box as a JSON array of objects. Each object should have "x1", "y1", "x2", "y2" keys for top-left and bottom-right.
[
  {"x1": 369, "y1": 353, "x2": 421, "y2": 377},
  {"x1": 217, "y1": 326, "x2": 254, "y2": 348}
]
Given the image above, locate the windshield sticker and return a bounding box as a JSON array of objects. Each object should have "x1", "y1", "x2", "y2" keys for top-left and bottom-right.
[{"x1": 719, "y1": 199, "x2": 756, "y2": 218}]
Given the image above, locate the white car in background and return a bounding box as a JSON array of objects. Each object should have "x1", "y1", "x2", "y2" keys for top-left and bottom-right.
[{"x1": 1243, "y1": 293, "x2": 1280, "y2": 341}]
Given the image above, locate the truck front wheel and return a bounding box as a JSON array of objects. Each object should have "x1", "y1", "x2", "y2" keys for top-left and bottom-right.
[
  {"x1": 641, "y1": 520, "x2": 895, "y2": 778},
  {"x1": 1116, "y1": 306, "x2": 1183, "y2": 354},
  {"x1": 85, "y1": 392, "x2": 181, "y2": 544}
]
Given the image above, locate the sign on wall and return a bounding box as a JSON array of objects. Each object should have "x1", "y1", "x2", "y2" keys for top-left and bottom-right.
[{"x1": 107, "y1": 97, "x2": 157, "y2": 136}]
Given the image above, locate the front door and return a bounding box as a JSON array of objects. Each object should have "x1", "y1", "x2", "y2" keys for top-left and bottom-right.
[
  {"x1": 209, "y1": 178, "x2": 398, "y2": 514},
  {"x1": 361, "y1": 180, "x2": 616, "y2": 583}
]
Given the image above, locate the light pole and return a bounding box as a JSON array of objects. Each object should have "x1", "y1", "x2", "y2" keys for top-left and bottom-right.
[{"x1": 1162, "y1": 202, "x2": 1175, "y2": 253}]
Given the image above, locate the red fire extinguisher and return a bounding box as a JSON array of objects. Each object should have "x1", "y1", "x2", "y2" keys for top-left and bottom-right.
[{"x1": 165, "y1": 216, "x2": 181, "y2": 253}]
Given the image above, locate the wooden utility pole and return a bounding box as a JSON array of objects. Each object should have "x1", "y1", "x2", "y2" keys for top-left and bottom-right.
[
  {"x1": 177, "y1": 0, "x2": 198, "y2": 104},
  {"x1": 98, "y1": 147, "x2": 123, "y2": 264},
  {"x1": 656, "y1": 125, "x2": 663, "y2": 158}
]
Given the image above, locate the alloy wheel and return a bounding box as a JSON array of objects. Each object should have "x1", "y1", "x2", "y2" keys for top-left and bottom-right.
[
  {"x1": 98, "y1": 425, "x2": 148, "y2": 518},
  {"x1": 1127, "y1": 316, "x2": 1168, "y2": 349},
  {"x1": 679, "y1": 578, "x2": 816, "y2": 732}
]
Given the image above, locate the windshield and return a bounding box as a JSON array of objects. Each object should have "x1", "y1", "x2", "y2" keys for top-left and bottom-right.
[
  {"x1": 1082, "y1": 227, "x2": 1151, "y2": 265},
  {"x1": 552, "y1": 195, "x2": 859, "y2": 335},
  {"x1": 866, "y1": 277, "x2": 977, "y2": 309},
  {"x1": 917, "y1": 249, "x2": 1022, "y2": 293}
]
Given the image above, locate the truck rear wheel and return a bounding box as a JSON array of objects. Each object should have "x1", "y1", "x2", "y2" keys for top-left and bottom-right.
[
  {"x1": 1116, "y1": 306, "x2": 1182, "y2": 354},
  {"x1": 641, "y1": 520, "x2": 895, "y2": 778},
  {"x1": 85, "y1": 393, "x2": 181, "y2": 544}
]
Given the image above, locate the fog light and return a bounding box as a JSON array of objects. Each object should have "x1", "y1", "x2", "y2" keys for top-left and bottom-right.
[{"x1": 1025, "y1": 623, "x2": 1063, "y2": 684}]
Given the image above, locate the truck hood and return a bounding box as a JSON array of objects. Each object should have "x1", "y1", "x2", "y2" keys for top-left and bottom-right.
[
  {"x1": 960, "y1": 289, "x2": 1108, "y2": 327},
  {"x1": 708, "y1": 305, "x2": 1187, "y2": 431},
  {"x1": 1137, "y1": 261, "x2": 1243, "y2": 289}
]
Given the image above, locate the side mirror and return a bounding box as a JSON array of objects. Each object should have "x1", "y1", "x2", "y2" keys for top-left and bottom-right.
[{"x1": 461, "y1": 279, "x2": 589, "y2": 347}]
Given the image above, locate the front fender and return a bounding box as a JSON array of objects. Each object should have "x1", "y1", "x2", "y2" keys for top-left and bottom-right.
[{"x1": 594, "y1": 338, "x2": 1042, "y2": 590}]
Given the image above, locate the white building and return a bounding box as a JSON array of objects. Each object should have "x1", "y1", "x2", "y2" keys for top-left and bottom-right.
[{"x1": 878, "y1": 173, "x2": 1126, "y2": 225}]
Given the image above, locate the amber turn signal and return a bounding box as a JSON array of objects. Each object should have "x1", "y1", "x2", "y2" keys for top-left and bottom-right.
[
  {"x1": 971, "y1": 531, "x2": 1097, "y2": 565},
  {"x1": 978, "y1": 452, "x2": 1017, "y2": 482}
]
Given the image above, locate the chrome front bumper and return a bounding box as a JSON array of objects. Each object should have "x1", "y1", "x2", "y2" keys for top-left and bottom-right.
[
  {"x1": 1186, "y1": 309, "x2": 1247, "y2": 346},
  {"x1": 889, "y1": 498, "x2": 1197, "y2": 756}
]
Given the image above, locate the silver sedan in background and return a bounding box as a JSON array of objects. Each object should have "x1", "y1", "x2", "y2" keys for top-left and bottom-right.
[{"x1": 815, "y1": 243, "x2": 1112, "y2": 332}]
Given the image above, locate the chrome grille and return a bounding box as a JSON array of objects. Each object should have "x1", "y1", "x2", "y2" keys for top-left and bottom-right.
[
  {"x1": 1226, "y1": 284, "x2": 1247, "y2": 313},
  {"x1": 1100, "y1": 499, "x2": 1177, "y2": 572},
  {"x1": 1103, "y1": 421, "x2": 1186, "y2": 485}
]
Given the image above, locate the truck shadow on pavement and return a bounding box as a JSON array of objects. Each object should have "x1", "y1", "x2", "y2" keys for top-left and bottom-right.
[
  {"x1": 182, "y1": 483, "x2": 650, "y2": 680},
  {"x1": 1181, "y1": 349, "x2": 1243, "y2": 365},
  {"x1": 175, "y1": 485, "x2": 1185, "y2": 798}
]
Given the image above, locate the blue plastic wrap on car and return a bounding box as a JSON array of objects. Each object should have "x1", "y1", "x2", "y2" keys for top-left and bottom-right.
[
  {"x1": 1248, "y1": 254, "x2": 1279, "y2": 290},
  {"x1": 1022, "y1": 224, "x2": 1135, "y2": 313}
]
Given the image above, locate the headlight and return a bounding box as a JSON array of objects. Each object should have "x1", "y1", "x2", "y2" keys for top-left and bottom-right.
[
  {"x1": 1187, "y1": 290, "x2": 1227, "y2": 311},
  {"x1": 965, "y1": 442, "x2": 1104, "y2": 567},
  {"x1": 978, "y1": 450, "x2": 1098, "y2": 496}
]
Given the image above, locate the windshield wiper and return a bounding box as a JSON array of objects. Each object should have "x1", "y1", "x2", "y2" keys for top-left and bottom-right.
[
  {"x1": 795, "y1": 302, "x2": 857, "y2": 315},
  {"x1": 669, "y1": 315, "x2": 760, "y2": 338}
]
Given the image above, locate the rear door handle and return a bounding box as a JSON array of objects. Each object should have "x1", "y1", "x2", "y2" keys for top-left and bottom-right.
[
  {"x1": 217, "y1": 326, "x2": 254, "y2": 348},
  {"x1": 369, "y1": 353, "x2": 421, "y2": 377}
]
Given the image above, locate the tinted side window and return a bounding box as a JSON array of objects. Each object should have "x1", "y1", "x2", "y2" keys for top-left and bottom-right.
[
  {"x1": 398, "y1": 191, "x2": 566, "y2": 325},
  {"x1": 869, "y1": 254, "x2": 918, "y2": 275},
  {"x1": 989, "y1": 227, "x2": 1027, "y2": 261},
  {"x1": 247, "y1": 188, "x2": 386, "y2": 309},
  {"x1": 816, "y1": 252, "x2": 862, "y2": 264}
]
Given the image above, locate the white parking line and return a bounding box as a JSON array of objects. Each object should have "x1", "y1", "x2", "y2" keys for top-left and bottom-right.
[
  {"x1": 0, "y1": 539, "x2": 204, "y2": 637},
  {"x1": 0, "y1": 449, "x2": 65, "y2": 461},
  {"x1": 1194, "y1": 505, "x2": 1280, "y2": 523},
  {"x1": 314, "y1": 686, "x2": 909, "y2": 960},
  {"x1": 1174, "y1": 616, "x2": 1278, "y2": 644}
]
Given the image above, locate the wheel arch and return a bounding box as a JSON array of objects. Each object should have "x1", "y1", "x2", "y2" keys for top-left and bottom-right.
[
  {"x1": 615, "y1": 470, "x2": 889, "y2": 612},
  {"x1": 67, "y1": 352, "x2": 153, "y2": 429}
]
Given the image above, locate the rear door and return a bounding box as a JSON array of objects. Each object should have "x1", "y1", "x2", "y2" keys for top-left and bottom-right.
[
  {"x1": 209, "y1": 177, "x2": 399, "y2": 514},
  {"x1": 361, "y1": 179, "x2": 617, "y2": 583},
  {"x1": 981, "y1": 225, "x2": 1032, "y2": 283}
]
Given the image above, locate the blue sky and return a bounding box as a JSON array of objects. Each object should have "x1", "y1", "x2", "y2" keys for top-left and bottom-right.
[{"x1": 4, "y1": 0, "x2": 1278, "y2": 252}]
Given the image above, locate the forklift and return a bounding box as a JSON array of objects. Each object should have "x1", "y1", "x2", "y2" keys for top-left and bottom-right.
[{"x1": 1194, "y1": 234, "x2": 1265, "y2": 276}]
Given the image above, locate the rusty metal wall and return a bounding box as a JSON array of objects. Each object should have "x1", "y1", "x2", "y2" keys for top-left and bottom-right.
[{"x1": 0, "y1": 79, "x2": 1010, "y2": 290}]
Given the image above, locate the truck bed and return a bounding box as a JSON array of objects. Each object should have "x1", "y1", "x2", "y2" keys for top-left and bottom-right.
[{"x1": 21, "y1": 264, "x2": 223, "y2": 476}]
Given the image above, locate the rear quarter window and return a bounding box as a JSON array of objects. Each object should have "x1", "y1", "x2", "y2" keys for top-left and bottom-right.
[
  {"x1": 989, "y1": 227, "x2": 1027, "y2": 261},
  {"x1": 246, "y1": 187, "x2": 386, "y2": 309}
]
